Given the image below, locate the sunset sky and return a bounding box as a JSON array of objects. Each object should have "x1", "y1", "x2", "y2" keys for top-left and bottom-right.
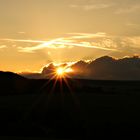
[{"x1": 0, "y1": 0, "x2": 140, "y2": 72}]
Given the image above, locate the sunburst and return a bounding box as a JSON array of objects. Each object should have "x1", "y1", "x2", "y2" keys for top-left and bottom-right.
[{"x1": 55, "y1": 67, "x2": 73, "y2": 78}]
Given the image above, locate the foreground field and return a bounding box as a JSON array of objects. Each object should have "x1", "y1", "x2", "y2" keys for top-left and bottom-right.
[{"x1": 0, "y1": 72, "x2": 140, "y2": 138}]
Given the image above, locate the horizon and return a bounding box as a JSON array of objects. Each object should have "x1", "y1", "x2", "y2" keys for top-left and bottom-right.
[
  {"x1": 17, "y1": 55, "x2": 138, "y2": 73},
  {"x1": 18, "y1": 55, "x2": 140, "y2": 81}
]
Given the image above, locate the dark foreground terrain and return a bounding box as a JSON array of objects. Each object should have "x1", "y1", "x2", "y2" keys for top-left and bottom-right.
[{"x1": 0, "y1": 71, "x2": 140, "y2": 139}]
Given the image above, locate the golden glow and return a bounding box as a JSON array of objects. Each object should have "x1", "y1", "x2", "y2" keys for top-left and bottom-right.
[
  {"x1": 0, "y1": 0, "x2": 139, "y2": 73},
  {"x1": 56, "y1": 67, "x2": 65, "y2": 76},
  {"x1": 65, "y1": 68, "x2": 73, "y2": 73},
  {"x1": 56, "y1": 67, "x2": 73, "y2": 77}
]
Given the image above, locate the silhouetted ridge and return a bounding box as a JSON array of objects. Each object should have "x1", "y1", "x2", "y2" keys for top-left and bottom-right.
[
  {"x1": 0, "y1": 71, "x2": 26, "y2": 80},
  {"x1": 0, "y1": 71, "x2": 28, "y2": 95}
]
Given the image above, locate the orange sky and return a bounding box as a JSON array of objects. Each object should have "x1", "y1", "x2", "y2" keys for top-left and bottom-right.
[{"x1": 0, "y1": 0, "x2": 140, "y2": 72}]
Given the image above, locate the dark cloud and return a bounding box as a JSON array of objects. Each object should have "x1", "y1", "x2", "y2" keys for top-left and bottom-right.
[
  {"x1": 41, "y1": 55, "x2": 140, "y2": 80},
  {"x1": 86, "y1": 56, "x2": 140, "y2": 80}
]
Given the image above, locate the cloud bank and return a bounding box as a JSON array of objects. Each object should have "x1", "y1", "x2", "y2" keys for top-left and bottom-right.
[
  {"x1": 70, "y1": 3, "x2": 113, "y2": 11},
  {"x1": 41, "y1": 56, "x2": 140, "y2": 80},
  {"x1": 1, "y1": 32, "x2": 140, "y2": 62},
  {"x1": 70, "y1": 0, "x2": 140, "y2": 15},
  {"x1": 0, "y1": 32, "x2": 118, "y2": 53}
]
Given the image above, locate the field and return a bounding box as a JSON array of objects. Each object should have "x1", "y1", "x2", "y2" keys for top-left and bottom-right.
[{"x1": 0, "y1": 72, "x2": 140, "y2": 139}]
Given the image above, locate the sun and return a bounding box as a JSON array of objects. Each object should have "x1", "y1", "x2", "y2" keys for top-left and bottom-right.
[
  {"x1": 55, "y1": 67, "x2": 73, "y2": 78},
  {"x1": 56, "y1": 67, "x2": 65, "y2": 76},
  {"x1": 46, "y1": 66, "x2": 74, "y2": 93}
]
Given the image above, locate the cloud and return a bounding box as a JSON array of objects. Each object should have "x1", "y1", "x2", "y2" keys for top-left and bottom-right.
[
  {"x1": 1, "y1": 33, "x2": 140, "y2": 58},
  {"x1": 18, "y1": 41, "x2": 116, "y2": 53},
  {"x1": 67, "y1": 32, "x2": 106, "y2": 39},
  {"x1": 70, "y1": 3, "x2": 114, "y2": 11},
  {"x1": 122, "y1": 36, "x2": 140, "y2": 48},
  {"x1": 41, "y1": 55, "x2": 140, "y2": 80},
  {"x1": 126, "y1": 23, "x2": 140, "y2": 28},
  {"x1": 0, "y1": 45, "x2": 7, "y2": 49},
  {"x1": 1, "y1": 33, "x2": 117, "y2": 53},
  {"x1": 72, "y1": 0, "x2": 140, "y2": 14},
  {"x1": 115, "y1": 5, "x2": 140, "y2": 14},
  {"x1": 18, "y1": 32, "x2": 26, "y2": 34},
  {"x1": 0, "y1": 38, "x2": 46, "y2": 43}
]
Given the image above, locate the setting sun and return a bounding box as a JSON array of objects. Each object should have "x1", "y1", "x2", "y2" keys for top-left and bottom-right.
[
  {"x1": 55, "y1": 67, "x2": 73, "y2": 78},
  {"x1": 56, "y1": 67, "x2": 65, "y2": 76}
]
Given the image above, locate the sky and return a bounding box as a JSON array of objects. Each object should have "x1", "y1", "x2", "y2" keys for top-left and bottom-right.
[{"x1": 0, "y1": 0, "x2": 140, "y2": 72}]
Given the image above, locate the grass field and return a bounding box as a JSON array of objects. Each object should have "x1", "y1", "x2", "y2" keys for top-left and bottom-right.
[{"x1": 0, "y1": 72, "x2": 140, "y2": 138}]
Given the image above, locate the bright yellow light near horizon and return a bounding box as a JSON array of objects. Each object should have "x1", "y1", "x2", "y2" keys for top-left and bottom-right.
[
  {"x1": 56, "y1": 67, "x2": 73, "y2": 77},
  {"x1": 56, "y1": 67, "x2": 65, "y2": 76},
  {"x1": 65, "y1": 68, "x2": 73, "y2": 73}
]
